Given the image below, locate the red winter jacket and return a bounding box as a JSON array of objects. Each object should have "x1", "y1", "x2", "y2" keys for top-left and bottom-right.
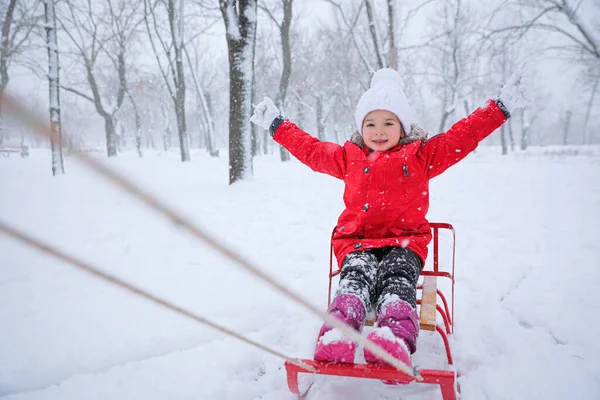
[{"x1": 273, "y1": 100, "x2": 507, "y2": 268}]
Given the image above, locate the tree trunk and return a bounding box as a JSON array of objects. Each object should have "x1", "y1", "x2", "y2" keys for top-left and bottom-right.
[
  {"x1": 262, "y1": 131, "x2": 269, "y2": 155},
  {"x1": 135, "y1": 113, "x2": 143, "y2": 157},
  {"x1": 507, "y1": 118, "x2": 515, "y2": 151},
  {"x1": 251, "y1": 114, "x2": 259, "y2": 157},
  {"x1": 0, "y1": 0, "x2": 18, "y2": 147},
  {"x1": 582, "y1": 75, "x2": 599, "y2": 145},
  {"x1": 165, "y1": 128, "x2": 172, "y2": 151},
  {"x1": 438, "y1": 108, "x2": 452, "y2": 133},
  {"x1": 44, "y1": 0, "x2": 65, "y2": 175},
  {"x1": 201, "y1": 93, "x2": 216, "y2": 155},
  {"x1": 563, "y1": 110, "x2": 572, "y2": 145},
  {"x1": 148, "y1": 132, "x2": 155, "y2": 150},
  {"x1": 251, "y1": 7, "x2": 259, "y2": 158},
  {"x1": 279, "y1": 141, "x2": 290, "y2": 161},
  {"x1": 103, "y1": 115, "x2": 118, "y2": 157},
  {"x1": 364, "y1": 0, "x2": 384, "y2": 69},
  {"x1": 500, "y1": 125, "x2": 508, "y2": 155},
  {"x1": 387, "y1": 0, "x2": 397, "y2": 70},
  {"x1": 205, "y1": 92, "x2": 218, "y2": 156},
  {"x1": 520, "y1": 108, "x2": 530, "y2": 151},
  {"x1": 127, "y1": 92, "x2": 143, "y2": 157},
  {"x1": 0, "y1": 97, "x2": 4, "y2": 147},
  {"x1": 274, "y1": 0, "x2": 293, "y2": 162},
  {"x1": 84, "y1": 69, "x2": 119, "y2": 158},
  {"x1": 251, "y1": 58, "x2": 258, "y2": 157},
  {"x1": 161, "y1": 102, "x2": 171, "y2": 151},
  {"x1": 316, "y1": 95, "x2": 325, "y2": 141},
  {"x1": 463, "y1": 99, "x2": 470, "y2": 117},
  {"x1": 168, "y1": 0, "x2": 189, "y2": 161},
  {"x1": 221, "y1": 0, "x2": 257, "y2": 184}
]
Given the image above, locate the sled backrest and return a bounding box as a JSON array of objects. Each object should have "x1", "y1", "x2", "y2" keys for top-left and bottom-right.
[{"x1": 419, "y1": 276, "x2": 438, "y2": 331}]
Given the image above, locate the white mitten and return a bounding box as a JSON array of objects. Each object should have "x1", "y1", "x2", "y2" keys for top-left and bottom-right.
[
  {"x1": 498, "y1": 73, "x2": 533, "y2": 114},
  {"x1": 250, "y1": 97, "x2": 280, "y2": 130}
]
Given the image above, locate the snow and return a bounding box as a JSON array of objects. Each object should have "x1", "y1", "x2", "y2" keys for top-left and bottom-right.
[
  {"x1": 225, "y1": 4, "x2": 240, "y2": 40},
  {"x1": 369, "y1": 326, "x2": 400, "y2": 343},
  {"x1": 1, "y1": 146, "x2": 600, "y2": 399},
  {"x1": 319, "y1": 329, "x2": 347, "y2": 345}
]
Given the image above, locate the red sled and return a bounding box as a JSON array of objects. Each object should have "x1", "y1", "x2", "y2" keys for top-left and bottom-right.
[{"x1": 285, "y1": 222, "x2": 459, "y2": 399}]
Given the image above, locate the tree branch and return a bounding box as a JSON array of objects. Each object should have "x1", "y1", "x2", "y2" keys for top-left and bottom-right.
[
  {"x1": 257, "y1": 3, "x2": 281, "y2": 28},
  {"x1": 61, "y1": 85, "x2": 95, "y2": 103}
]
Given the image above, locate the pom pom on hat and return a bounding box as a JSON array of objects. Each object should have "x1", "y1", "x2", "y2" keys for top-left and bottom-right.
[
  {"x1": 355, "y1": 68, "x2": 415, "y2": 135},
  {"x1": 370, "y1": 67, "x2": 406, "y2": 89}
]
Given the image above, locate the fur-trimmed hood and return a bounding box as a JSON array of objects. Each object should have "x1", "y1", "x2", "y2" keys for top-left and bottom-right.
[{"x1": 350, "y1": 123, "x2": 429, "y2": 148}]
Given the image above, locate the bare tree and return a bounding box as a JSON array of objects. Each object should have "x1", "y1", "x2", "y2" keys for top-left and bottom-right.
[
  {"x1": 490, "y1": 0, "x2": 600, "y2": 145},
  {"x1": 259, "y1": 0, "x2": 293, "y2": 162},
  {"x1": 44, "y1": 0, "x2": 65, "y2": 175},
  {"x1": 184, "y1": 46, "x2": 218, "y2": 157},
  {"x1": 326, "y1": 0, "x2": 437, "y2": 76},
  {"x1": 220, "y1": 0, "x2": 257, "y2": 184},
  {"x1": 287, "y1": 23, "x2": 367, "y2": 142},
  {"x1": 362, "y1": 0, "x2": 404, "y2": 70},
  {"x1": 364, "y1": 0, "x2": 385, "y2": 69},
  {"x1": 389, "y1": 0, "x2": 438, "y2": 71},
  {"x1": 497, "y1": 0, "x2": 599, "y2": 65},
  {"x1": 143, "y1": 0, "x2": 192, "y2": 161},
  {"x1": 434, "y1": 0, "x2": 466, "y2": 133},
  {"x1": 0, "y1": 0, "x2": 17, "y2": 91},
  {"x1": 0, "y1": 0, "x2": 17, "y2": 147},
  {"x1": 59, "y1": 0, "x2": 143, "y2": 157},
  {"x1": 1, "y1": 0, "x2": 39, "y2": 145},
  {"x1": 325, "y1": 1, "x2": 372, "y2": 75}
]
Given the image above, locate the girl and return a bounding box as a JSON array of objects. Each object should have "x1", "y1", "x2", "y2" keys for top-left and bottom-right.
[{"x1": 251, "y1": 68, "x2": 529, "y2": 372}]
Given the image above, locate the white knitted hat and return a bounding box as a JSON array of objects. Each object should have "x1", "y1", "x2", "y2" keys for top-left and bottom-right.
[{"x1": 354, "y1": 68, "x2": 415, "y2": 135}]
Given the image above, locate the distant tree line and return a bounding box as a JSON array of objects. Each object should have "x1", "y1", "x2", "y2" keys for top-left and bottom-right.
[{"x1": 0, "y1": 0, "x2": 598, "y2": 179}]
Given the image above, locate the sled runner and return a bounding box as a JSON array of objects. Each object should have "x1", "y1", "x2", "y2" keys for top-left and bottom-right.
[{"x1": 285, "y1": 222, "x2": 458, "y2": 399}]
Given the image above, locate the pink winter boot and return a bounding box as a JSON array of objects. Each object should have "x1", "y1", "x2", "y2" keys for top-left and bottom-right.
[
  {"x1": 314, "y1": 294, "x2": 366, "y2": 363},
  {"x1": 364, "y1": 299, "x2": 419, "y2": 384}
]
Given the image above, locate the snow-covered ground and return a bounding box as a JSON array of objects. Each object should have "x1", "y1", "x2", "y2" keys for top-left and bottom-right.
[{"x1": 1, "y1": 146, "x2": 599, "y2": 400}]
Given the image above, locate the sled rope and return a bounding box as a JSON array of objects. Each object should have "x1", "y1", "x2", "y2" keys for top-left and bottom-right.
[
  {"x1": 0, "y1": 221, "x2": 317, "y2": 373},
  {"x1": 3, "y1": 94, "x2": 416, "y2": 377}
]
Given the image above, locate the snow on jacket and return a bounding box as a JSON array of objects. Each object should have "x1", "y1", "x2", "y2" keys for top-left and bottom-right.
[{"x1": 271, "y1": 100, "x2": 508, "y2": 268}]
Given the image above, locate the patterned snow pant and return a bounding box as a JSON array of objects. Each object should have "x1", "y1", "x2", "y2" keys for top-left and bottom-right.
[{"x1": 335, "y1": 246, "x2": 422, "y2": 316}]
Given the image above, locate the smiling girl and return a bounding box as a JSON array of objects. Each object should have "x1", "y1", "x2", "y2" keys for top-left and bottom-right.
[{"x1": 251, "y1": 68, "x2": 529, "y2": 376}]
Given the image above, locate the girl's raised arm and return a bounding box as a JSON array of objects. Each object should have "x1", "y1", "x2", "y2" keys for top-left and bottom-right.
[
  {"x1": 251, "y1": 97, "x2": 346, "y2": 180},
  {"x1": 419, "y1": 73, "x2": 531, "y2": 178},
  {"x1": 418, "y1": 100, "x2": 508, "y2": 179}
]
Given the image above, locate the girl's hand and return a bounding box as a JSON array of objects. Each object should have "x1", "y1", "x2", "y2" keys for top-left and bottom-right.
[
  {"x1": 251, "y1": 97, "x2": 280, "y2": 130},
  {"x1": 498, "y1": 73, "x2": 533, "y2": 114}
]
